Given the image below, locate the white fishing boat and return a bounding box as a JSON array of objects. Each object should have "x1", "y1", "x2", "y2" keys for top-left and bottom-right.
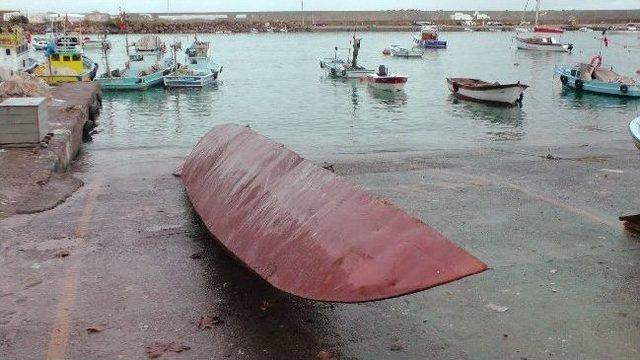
[
  {"x1": 516, "y1": 0, "x2": 573, "y2": 53},
  {"x1": 608, "y1": 23, "x2": 639, "y2": 34},
  {"x1": 164, "y1": 38, "x2": 223, "y2": 88},
  {"x1": 446, "y1": 78, "x2": 529, "y2": 106},
  {"x1": 32, "y1": 37, "x2": 49, "y2": 51},
  {"x1": 0, "y1": 26, "x2": 39, "y2": 73},
  {"x1": 579, "y1": 27, "x2": 594, "y2": 32},
  {"x1": 389, "y1": 45, "x2": 424, "y2": 58},
  {"x1": 319, "y1": 36, "x2": 374, "y2": 79},
  {"x1": 82, "y1": 36, "x2": 111, "y2": 50},
  {"x1": 629, "y1": 117, "x2": 640, "y2": 151},
  {"x1": 363, "y1": 65, "x2": 408, "y2": 91}
]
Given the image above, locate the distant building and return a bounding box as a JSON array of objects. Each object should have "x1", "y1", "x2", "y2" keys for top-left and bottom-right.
[
  {"x1": 235, "y1": 14, "x2": 247, "y2": 20},
  {"x1": 3, "y1": 11, "x2": 23, "y2": 22},
  {"x1": 85, "y1": 11, "x2": 110, "y2": 23},
  {"x1": 474, "y1": 11, "x2": 490, "y2": 20},
  {"x1": 450, "y1": 12, "x2": 473, "y2": 21},
  {"x1": 26, "y1": 13, "x2": 50, "y2": 24}
]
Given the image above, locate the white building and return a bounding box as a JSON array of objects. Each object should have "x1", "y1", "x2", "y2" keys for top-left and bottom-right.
[
  {"x1": 3, "y1": 12, "x2": 23, "y2": 22},
  {"x1": 474, "y1": 11, "x2": 490, "y2": 20},
  {"x1": 158, "y1": 14, "x2": 228, "y2": 21},
  {"x1": 450, "y1": 12, "x2": 473, "y2": 21}
]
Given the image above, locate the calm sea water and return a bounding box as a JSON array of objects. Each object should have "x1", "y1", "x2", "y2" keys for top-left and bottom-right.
[{"x1": 56, "y1": 32, "x2": 640, "y2": 157}]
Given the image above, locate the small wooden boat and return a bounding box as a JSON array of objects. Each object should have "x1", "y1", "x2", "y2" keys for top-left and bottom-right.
[
  {"x1": 164, "y1": 39, "x2": 223, "y2": 88},
  {"x1": 554, "y1": 61, "x2": 640, "y2": 97},
  {"x1": 389, "y1": 45, "x2": 423, "y2": 58},
  {"x1": 446, "y1": 78, "x2": 529, "y2": 105},
  {"x1": 363, "y1": 65, "x2": 408, "y2": 92},
  {"x1": 82, "y1": 36, "x2": 111, "y2": 50},
  {"x1": 515, "y1": 36, "x2": 573, "y2": 52},
  {"x1": 320, "y1": 36, "x2": 373, "y2": 79},
  {"x1": 413, "y1": 25, "x2": 447, "y2": 49},
  {"x1": 0, "y1": 26, "x2": 39, "y2": 73},
  {"x1": 629, "y1": 117, "x2": 640, "y2": 151},
  {"x1": 96, "y1": 35, "x2": 174, "y2": 91}
]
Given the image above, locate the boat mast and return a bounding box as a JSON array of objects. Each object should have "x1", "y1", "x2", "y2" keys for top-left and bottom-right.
[
  {"x1": 351, "y1": 34, "x2": 360, "y2": 68},
  {"x1": 102, "y1": 32, "x2": 111, "y2": 78},
  {"x1": 520, "y1": 0, "x2": 530, "y2": 25},
  {"x1": 534, "y1": 0, "x2": 541, "y2": 27}
]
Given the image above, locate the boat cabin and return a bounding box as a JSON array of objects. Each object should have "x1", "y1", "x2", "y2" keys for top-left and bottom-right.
[
  {"x1": 0, "y1": 27, "x2": 33, "y2": 72},
  {"x1": 47, "y1": 50, "x2": 84, "y2": 74},
  {"x1": 420, "y1": 25, "x2": 439, "y2": 40}
]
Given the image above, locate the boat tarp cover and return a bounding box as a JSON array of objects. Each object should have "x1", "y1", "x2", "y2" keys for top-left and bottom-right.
[{"x1": 135, "y1": 35, "x2": 162, "y2": 51}]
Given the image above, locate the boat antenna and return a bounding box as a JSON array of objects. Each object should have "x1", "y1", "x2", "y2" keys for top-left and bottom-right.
[
  {"x1": 520, "y1": 0, "x2": 530, "y2": 25},
  {"x1": 352, "y1": 34, "x2": 360, "y2": 68},
  {"x1": 534, "y1": 0, "x2": 541, "y2": 27}
]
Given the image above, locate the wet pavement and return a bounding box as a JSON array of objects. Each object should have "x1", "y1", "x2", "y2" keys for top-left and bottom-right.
[{"x1": 1, "y1": 134, "x2": 640, "y2": 359}]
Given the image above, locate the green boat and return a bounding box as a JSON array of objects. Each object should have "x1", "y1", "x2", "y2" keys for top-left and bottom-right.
[{"x1": 96, "y1": 35, "x2": 175, "y2": 91}]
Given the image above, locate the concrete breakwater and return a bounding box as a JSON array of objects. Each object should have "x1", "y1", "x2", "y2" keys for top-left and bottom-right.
[
  {"x1": 18, "y1": 9, "x2": 640, "y2": 34},
  {"x1": 0, "y1": 83, "x2": 101, "y2": 219}
]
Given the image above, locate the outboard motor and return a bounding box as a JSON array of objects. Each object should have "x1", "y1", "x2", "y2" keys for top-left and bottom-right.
[{"x1": 378, "y1": 65, "x2": 388, "y2": 76}]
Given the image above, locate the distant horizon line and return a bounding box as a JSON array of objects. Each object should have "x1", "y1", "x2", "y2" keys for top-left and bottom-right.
[{"x1": 5, "y1": 8, "x2": 640, "y2": 15}]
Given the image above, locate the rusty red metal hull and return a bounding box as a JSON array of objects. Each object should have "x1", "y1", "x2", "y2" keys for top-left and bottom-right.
[{"x1": 181, "y1": 124, "x2": 487, "y2": 302}]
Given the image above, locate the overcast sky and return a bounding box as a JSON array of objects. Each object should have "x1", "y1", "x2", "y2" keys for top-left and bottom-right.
[{"x1": 3, "y1": 0, "x2": 639, "y2": 13}]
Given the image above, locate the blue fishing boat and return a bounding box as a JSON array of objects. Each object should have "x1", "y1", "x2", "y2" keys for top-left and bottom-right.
[
  {"x1": 164, "y1": 39, "x2": 223, "y2": 88},
  {"x1": 413, "y1": 26, "x2": 447, "y2": 49},
  {"x1": 96, "y1": 35, "x2": 174, "y2": 91},
  {"x1": 555, "y1": 59, "x2": 640, "y2": 97}
]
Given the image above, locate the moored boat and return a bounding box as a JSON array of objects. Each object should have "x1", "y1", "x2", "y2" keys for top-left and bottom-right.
[
  {"x1": 554, "y1": 60, "x2": 640, "y2": 97},
  {"x1": 319, "y1": 36, "x2": 374, "y2": 79},
  {"x1": 82, "y1": 36, "x2": 111, "y2": 50},
  {"x1": 516, "y1": 0, "x2": 573, "y2": 53},
  {"x1": 413, "y1": 25, "x2": 447, "y2": 49},
  {"x1": 96, "y1": 35, "x2": 174, "y2": 91},
  {"x1": 164, "y1": 38, "x2": 223, "y2": 88},
  {"x1": 389, "y1": 45, "x2": 424, "y2": 58},
  {"x1": 515, "y1": 36, "x2": 573, "y2": 52},
  {"x1": 446, "y1": 78, "x2": 529, "y2": 105},
  {"x1": 33, "y1": 43, "x2": 98, "y2": 84},
  {"x1": 0, "y1": 26, "x2": 39, "y2": 73},
  {"x1": 363, "y1": 65, "x2": 408, "y2": 91},
  {"x1": 629, "y1": 117, "x2": 640, "y2": 150},
  {"x1": 32, "y1": 37, "x2": 49, "y2": 51}
]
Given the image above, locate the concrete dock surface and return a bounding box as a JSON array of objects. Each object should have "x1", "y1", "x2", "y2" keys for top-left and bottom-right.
[
  {"x1": 0, "y1": 83, "x2": 100, "y2": 219},
  {"x1": 1, "y1": 135, "x2": 639, "y2": 358}
]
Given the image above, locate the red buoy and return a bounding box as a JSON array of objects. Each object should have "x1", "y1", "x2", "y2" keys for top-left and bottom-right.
[{"x1": 382, "y1": 48, "x2": 391, "y2": 55}]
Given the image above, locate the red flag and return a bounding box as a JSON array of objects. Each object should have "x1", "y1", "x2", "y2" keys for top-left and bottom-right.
[
  {"x1": 603, "y1": 36, "x2": 609, "y2": 47},
  {"x1": 117, "y1": 10, "x2": 127, "y2": 30}
]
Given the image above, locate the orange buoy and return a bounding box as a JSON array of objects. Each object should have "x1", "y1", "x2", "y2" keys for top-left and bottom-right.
[{"x1": 382, "y1": 48, "x2": 391, "y2": 55}]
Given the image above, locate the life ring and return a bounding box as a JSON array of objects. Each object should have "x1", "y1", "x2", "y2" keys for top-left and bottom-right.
[
  {"x1": 560, "y1": 75, "x2": 568, "y2": 85},
  {"x1": 589, "y1": 55, "x2": 602, "y2": 68},
  {"x1": 575, "y1": 79, "x2": 583, "y2": 90},
  {"x1": 620, "y1": 84, "x2": 629, "y2": 94}
]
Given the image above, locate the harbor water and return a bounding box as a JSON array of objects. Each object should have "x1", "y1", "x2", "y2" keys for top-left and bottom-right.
[{"x1": 68, "y1": 31, "x2": 640, "y2": 157}]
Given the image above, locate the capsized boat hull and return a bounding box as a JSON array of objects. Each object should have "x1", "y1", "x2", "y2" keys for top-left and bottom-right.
[
  {"x1": 554, "y1": 65, "x2": 640, "y2": 97},
  {"x1": 447, "y1": 78, "x2": 528, "y2": 105},
  {"x1": 180, "y1": 124, "x2": 487, "y2": 302}
]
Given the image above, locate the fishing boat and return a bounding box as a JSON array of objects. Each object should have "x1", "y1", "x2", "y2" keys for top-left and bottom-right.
[
  {"x1": 629, "y1": 117, "x2": 640, "y2": 150},
  {"x1": 579, "y1": 27, "x2": 594, "y2": 32},
  {"x1": 164, "y1": 38, "x2": 223, "y2": 88},
  {"x1": 608, "y1": 23, "x2": 639, "y2": 34},
  {"x1": 319, "y1": 36, "x2": 374, "y2": 79},
  {"x1": 363, "y1": 65, "x2": 408, "y2": 92},
  {"x1": 0, "y1": 26, "x2": 39, "y2": 73},
  {"x1": 516, "y1": 0, "x2": 573, "y2": 53},
  {"x1": 33, "y1": 42, "x2": 97, "y2": 84},
  {"x1": 32, "y1": 37, "x2": 49, "y2": 51},
  {"x1": 413, "y1": 25, "x2": 447, "y2": 49},
  {"x1": 389, "y1": 45, "x2": 424, "y2": 58},
  {"x1": 446, "y1": 78, "x2": 529, "y2": 106},
  {"x1": 554, "y1": 59, "x2": 640, "y2": 97},
  {"x1": 82, "y1": 36, "x2": 111, "y2": 50},
  {"x1": 96, "y1": 35, "x2": 174, "y2": 91}
]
